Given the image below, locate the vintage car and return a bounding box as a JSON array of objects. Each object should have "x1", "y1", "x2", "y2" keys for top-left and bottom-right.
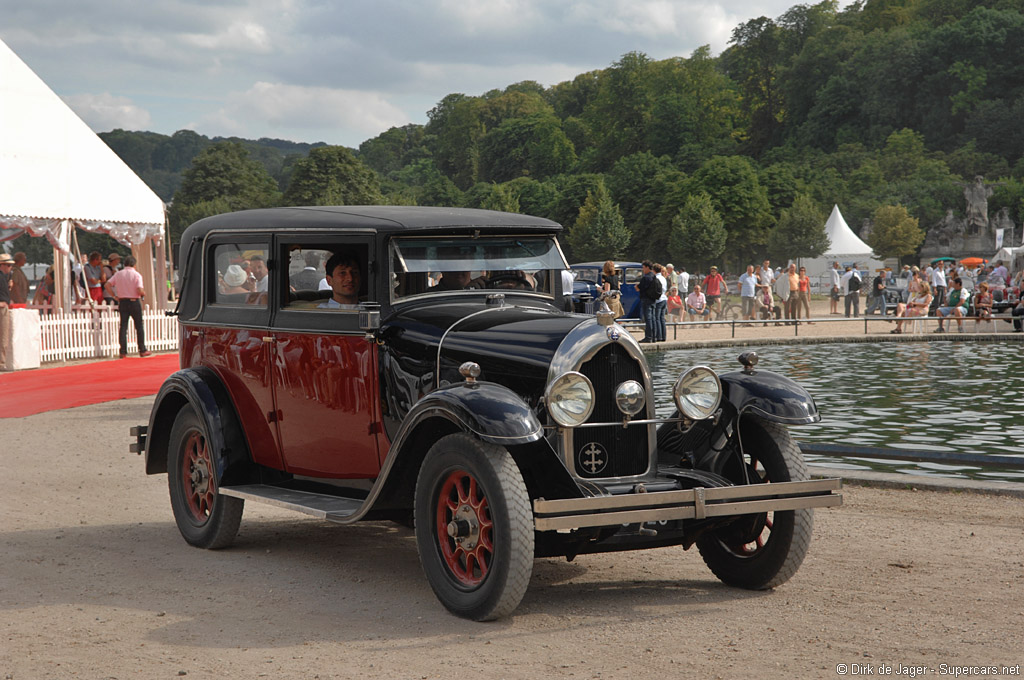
[
  {"x1": 569, "y1": 261, "x2": 643, "y2": 318},
  {"x1": 132, "y1": 206, "x2": 841, "y2": 621}
]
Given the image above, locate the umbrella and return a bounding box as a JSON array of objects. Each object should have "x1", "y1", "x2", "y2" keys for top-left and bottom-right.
[
  {"x1": 959, "y1": 257, "x2": 987, "y2": 267},
  {"x1": 930, "y1": 257, "x2": 956, "y2": 264}
]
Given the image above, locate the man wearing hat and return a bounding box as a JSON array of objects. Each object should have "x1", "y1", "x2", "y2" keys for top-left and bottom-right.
[
  {"x1": 0, "y1": 253, "x2": 14, "y2": 369},
  {"x1": 104, "y1": 255, "x2": 150, "y2": 358},
  {"x1": 102, "y1": 253, "x2": 122, "y2": 305}
]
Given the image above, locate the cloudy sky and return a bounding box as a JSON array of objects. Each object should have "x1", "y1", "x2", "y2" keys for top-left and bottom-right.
[{"x1": 2, "y1": 0, "x2": 809, "y2": 149}]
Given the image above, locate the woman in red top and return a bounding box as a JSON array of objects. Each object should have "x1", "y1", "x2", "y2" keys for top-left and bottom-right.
[
  {"x1": 666, "y1": 286, "x2": 683, "y2": 322},
  {"x1": 797, "y1": 267, "x2": 812, "y2": 323}
]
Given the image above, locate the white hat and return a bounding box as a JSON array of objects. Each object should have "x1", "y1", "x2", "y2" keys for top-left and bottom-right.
[{"x1": 223, "y1": 264, "x2": 247, "y2": 287}]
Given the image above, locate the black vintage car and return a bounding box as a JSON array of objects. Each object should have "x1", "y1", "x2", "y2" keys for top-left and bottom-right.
[{"x1": 133, "y1": 206, "x2": 841, "y2": 620}]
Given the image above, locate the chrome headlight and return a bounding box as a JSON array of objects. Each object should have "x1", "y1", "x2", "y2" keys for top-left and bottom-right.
[
  {"x1": 614, "y1": 380, "x2": 646, "y2": 416},
  {"x1": 673, "y1": 366, "x2": 722, "y2": 420},
  {"x1": 545, "y1": 371, "x2": 595, "y2": 427}
]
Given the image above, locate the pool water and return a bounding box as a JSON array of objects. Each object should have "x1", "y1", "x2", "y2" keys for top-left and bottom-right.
[{"x1": 646, "y1": 341, "x2": 1024, "y2": 483}]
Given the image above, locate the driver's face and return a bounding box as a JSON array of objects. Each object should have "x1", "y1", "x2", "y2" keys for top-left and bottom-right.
[
  {"x1": 443, "y1": 271, "x2": 472, "y2": 288},
  {"x1": 328, "y1": 263, "x2": 360, "y2": 303}
]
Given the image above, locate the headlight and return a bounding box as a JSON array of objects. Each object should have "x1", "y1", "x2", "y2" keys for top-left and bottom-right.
[
  {"x1": 614, "y1": 380, "x2": 646, "y2": 416},
  {"x1": 545, "y1": 372, "x2": 595, "y2": 427},
  {"x1": 673, "y1": 366, "x2": 722, "y2": 420}
]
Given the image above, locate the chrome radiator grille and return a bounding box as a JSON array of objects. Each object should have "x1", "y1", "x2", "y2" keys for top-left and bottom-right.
[{"x1": 572, "y1": 343, "x2": 649, "y2": 478}]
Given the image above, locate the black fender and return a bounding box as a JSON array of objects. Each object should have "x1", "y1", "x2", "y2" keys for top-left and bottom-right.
[
  {"x1": 143, "y1": 367, "x2": 253, "y2": 486},
  {"x1": 719, "y1": 369, "x2": 820, "y2": 425},
  {"x1": 396, "y1": 381, "x2": 543, "y2": 447}
]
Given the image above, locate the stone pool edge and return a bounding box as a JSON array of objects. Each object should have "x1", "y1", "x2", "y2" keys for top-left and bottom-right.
[{"x1": 811, "y1": 467, "x2": 1024, "y2": 498}]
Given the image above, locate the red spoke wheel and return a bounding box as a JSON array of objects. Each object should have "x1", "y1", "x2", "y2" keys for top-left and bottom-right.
[
  {"x1": 697, "y1": 417, "x2": 814, "y2": 590},
  {"x1": 415, "y1": 433, "x2": 534, "y2": 621},
  {"x1": 167, "y1": 408, "x2": 244, "y2": 550}
]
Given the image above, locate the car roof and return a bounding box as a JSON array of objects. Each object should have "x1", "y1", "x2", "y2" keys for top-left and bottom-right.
[
  {"x1": 182, "y1": 206, "x2": 562, "y2": 240},
  {"x1": 571, "y1": 261, "x2": 642, "y2": 268}
]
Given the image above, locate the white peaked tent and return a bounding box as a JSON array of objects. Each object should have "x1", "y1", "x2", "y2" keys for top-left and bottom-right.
[
  {"x1": 802, "y1": 205, "x2": 884, "y2": 282},
  {"x1": 0, "y1": 38, "x2": 169, "y2": 310}
]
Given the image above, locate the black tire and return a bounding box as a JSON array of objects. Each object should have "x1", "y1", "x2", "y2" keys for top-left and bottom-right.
[
  {"x1": 167, "y1": 407, "x2": 244, "y2": 550},
  {"x1": 696, "y1": 417, "x2": 813, "y2": 590},
  {"x1": 414, "y1": 433, "x2": 534, "y2": 621}
]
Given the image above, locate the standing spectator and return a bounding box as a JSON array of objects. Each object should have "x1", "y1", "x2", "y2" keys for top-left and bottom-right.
[
  {"x1": 664, "y1": 263, "x2": 679, "y2": 290},
  {"x1": 677, "y1": 266, "x2": 690, "y2": 295},
  {"x1": 666, "y1": 286, "x2": 683, "y2": 322},
  {"x1": 9, "y1": 252, "x2": 29, "y2": 304},
  {"x1": 601, "y1": 260, "x2": 619, "y2": 292},
  {"x1": 934, "y1": 277, "x2": 971, "y2": 333},
  {"x1": 758, "y1": 260, "x2": 774, "y2": 289},
  {"x1": 102, "y1": 253, "x2": 122, "y2": 304},
  {"x1": 685, "y1": 284, "x2": 710, "y2": 323},
  {"x1": 104, "y1": 255, "x2": 151, "y2": 359},
  {"x1": 32, "y1": 267, "x2": 55, "y2": 308},
  {"x1": 786, "y1": 263, "x2": 800, "y2": 321},
  {"x1": 561, "y1": 267, "x2": 575, "y2": 312},
  {"x1": 635, "y1": 261, "x2": 658, "y2": 343},
  {"x1": 829, "y1": 262, "x2": 842, "y2": 314},
  {"x1": 797, "y1": 266, "x2": 812, "y2": 323},
  {"x1": 738, "y1": 264, "x2": 758, "y2": 320},
  {"x1": 774, "y1": 267, "x2": 792, "y2": 323},
  {"x1": 703, "y1": 265, "x2": 725, "y2": 319},
  {"x1": 251, "y1": 255, "x2": 269, "y2": 293},
  {"x1": 865, "y1": 269, "x2": 888, "y2": 316},
  {"x1": 652, "y1": 263, "x2": 668, "y2": 342},
  {"x1": 83, "y1": 251, "x2": 106, "y2": 303},
  {"x1": 930, "y1": 262, "x2": 947, "y2": 315},
  {"x1": 0, "y1": 253, "x2": 13, "y2": 369},
  {"x1": 991, "y1": 260, "x2": 1009, "y2": 286},
  {"x1": 841, "y1": 264, "x2": 862, "y2": 317}
]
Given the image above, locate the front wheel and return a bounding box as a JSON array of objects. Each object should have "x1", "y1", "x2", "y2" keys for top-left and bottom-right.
[
  {"x1": 414, "y1": 433, "x2": 534, "y2": 621},
  {"x1": 167, "y1": 407, "x2": 244, "y2": 549},
  {"x1": 696, "y1": 417, "x2": 813, "y2": 590}
]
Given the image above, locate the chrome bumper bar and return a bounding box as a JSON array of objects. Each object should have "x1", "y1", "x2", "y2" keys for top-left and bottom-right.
[{"x1": 533, "y1": 478, "x2": 842, "y2": 531}]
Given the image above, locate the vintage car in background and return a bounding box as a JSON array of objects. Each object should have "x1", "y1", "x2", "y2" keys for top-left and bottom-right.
[
  {"x1": 570, "y1": 261, "x2": 643, "y2": 318},
  {"x1": 132, "y1": 206, "x2": 841, "y2": 621}
]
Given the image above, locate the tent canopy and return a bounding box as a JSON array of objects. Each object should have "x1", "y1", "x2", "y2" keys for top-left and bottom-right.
[
  {"x1": 0, "y1": 38, "x2": 164, "y2": 250},
  {"x1": 822, "y1": 204, "x2": 876, "y2": 258}
]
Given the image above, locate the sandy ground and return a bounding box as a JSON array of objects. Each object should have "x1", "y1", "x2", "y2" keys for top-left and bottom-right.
[{"x1": 2, "y1": 396, "x2": 1023, "y2": 680}]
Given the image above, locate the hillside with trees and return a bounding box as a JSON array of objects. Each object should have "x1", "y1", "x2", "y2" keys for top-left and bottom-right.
[{"x1": 90, "y1": 0, "x2": 1024, "y2": 272}]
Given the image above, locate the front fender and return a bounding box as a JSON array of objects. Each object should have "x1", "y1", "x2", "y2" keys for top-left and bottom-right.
[
  {"x1": 144, "y1": 367, "x2": 253, "y2": 485},
  {"x1": 719, "y1": 369, "x2": 820, "y2": 425},
  {"x1": 396, "y1": 381, "x2": 543, "y2": 447}
]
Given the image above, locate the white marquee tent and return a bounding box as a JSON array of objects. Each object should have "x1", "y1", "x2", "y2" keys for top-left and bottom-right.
[
  {"x1": 0, "y1": 38, "x2": 169, "y2": 310},
  {"x1": 802, "y1": 204, "x2": 884, "y2": 282}
]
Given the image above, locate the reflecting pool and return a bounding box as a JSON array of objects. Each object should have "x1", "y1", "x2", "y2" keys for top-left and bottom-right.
[{"x1": 647, "y1": 341, "x2": 1024, "y2": 483}]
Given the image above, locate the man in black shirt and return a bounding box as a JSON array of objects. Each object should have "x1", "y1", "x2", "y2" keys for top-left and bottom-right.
[{"x1": 865, "y1": 270, "x2": 888, "y2": 316}]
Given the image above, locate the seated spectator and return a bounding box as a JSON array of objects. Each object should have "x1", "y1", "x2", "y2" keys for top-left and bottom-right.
[
  {"x1": 666, "y1": 286, "x2": 683, "y2": 322},
  {"x1": 1013, "y1": 297, "x2": 1024, "y2": 332},
  {"x1": 220, "y1": 264, "x2": 253, "y2": 295},
  {"x1": 935, "y1": 277, "x2": 970, "y2": 333},
  {"x1": 755, "y1": 285, "x2": 782, "y2": 324},
  {"x1": 973, "y1": 282, "x2": 993, "y2": 324},
  {"x1": 686, "y1": 284, "x2": 711, "y2": 322},
  {"x1": 891, "y1": 281, "x2": 932, "y2": 334}
]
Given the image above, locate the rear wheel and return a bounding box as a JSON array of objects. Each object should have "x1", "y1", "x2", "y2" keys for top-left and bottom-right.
[
  {"x1": 167, "y1": 407, "x2": 243, "y2": 549},
  {"x1": 697, "y1": 417, "x2": 813, "y2": 589},
  {"x1": 414, "y1": 433, "x2": 534, "y2": 621}
]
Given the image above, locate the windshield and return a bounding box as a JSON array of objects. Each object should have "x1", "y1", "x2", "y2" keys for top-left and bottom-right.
[{"x1": 391, "y1": 235, "x2": 566, "y2": 299}]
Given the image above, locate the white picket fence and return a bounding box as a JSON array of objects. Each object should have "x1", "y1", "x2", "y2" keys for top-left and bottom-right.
[{"x1": 31, "y1": 305, "x2": 180, "y2": 362}]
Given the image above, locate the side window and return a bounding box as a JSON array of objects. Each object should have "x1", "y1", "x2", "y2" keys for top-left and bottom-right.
[
  {"x1": 283, "y1": 243, "x2": 369, "y2": 311},
  {"x1": 210, "y1": 243, "x2": 269, "y2": 307}
]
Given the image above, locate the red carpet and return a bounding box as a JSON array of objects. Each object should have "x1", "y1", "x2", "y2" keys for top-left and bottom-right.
[{"x1": 0, "y1": 354, "x2": 179, "y2": 418}]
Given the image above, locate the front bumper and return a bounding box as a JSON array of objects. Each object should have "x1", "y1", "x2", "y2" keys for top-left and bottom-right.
[{"x1": 533, "y1": 478, "x2": 842, "y2": 531}]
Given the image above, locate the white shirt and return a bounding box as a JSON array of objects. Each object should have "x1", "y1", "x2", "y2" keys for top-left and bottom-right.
[
  {"x1": 830, "y1": 267, "x2": 841, "y2": 287},
  {"x1": 317, "y1": 298, "x2": 358, "y2": 309},
  {"x1": 931, "y1": 266, "x2": 946, "y2": 289},
  {"x1": 255, "y1": 276, "x2": 268, "y2": 293},
  {"x1": 760, "y1": 267, "x2": 775, "y2": 286},
  {"x1": 656, "y1": 273, "x2": 668, "y2": 302},
  {"x1": 561, "y1": 269, "x2": 574, "y2": 295},
  {"x1": 678, "y1": 271, "x2": 690, "y2": 293},
  {"x1": 774, "y1": 273, "x2": 790, "y2": 301},
  {"x1": 840, "y1": 269, "x2": 859, "y2": 295}
]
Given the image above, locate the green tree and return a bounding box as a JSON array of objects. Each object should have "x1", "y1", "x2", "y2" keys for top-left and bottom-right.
[
  {"x1": 668, "y1": 192, "x2": 727, "y2": 272},
  {"x1": 168, "y1": 141, "x2": 280, "y2": 240},
  {"x1": 867, "y1": 204, "x2": 925, "y2": 259},
  {"x1": 688, "y1": 155, "x2": 773, "y2": 264},
  {"x1": 566, "y1": 182, "x2": 631, "y2": 261},
  {"x1": 463, "y1": 183, "x2": 520, "y2": 213},
  {"x1": 767, "y1": 193, "x2": 829, "y2": 261},
  {"x1": 283, "y1": 146, "x2": 383, "y2": 206},
  {"x1": 478, "y1": 113, "x2": 576, "y2": 182}
]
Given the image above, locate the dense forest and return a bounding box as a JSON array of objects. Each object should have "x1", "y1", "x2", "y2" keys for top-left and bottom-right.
[{"x1": 33, "y1": 0, "x2": 1024, "y2": 272}]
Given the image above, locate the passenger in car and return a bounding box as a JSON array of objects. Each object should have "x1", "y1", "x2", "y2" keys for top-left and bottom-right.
[{"x1": 318, "y1": 250, "x2": 362, "y2": 310}]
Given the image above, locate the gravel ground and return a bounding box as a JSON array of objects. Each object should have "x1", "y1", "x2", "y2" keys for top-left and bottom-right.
[{"x1": 2, "y1": 396, "x2": 1022, "y2": 679}]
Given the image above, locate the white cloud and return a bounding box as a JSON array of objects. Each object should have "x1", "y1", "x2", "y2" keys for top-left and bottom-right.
[
  {"x1": 61, "y1": 92, "x2": 152, "y2": 132},
  {"x1": 199, "y1": 82, "x2": 412, "y2": 143},
  {"x1": 436, "y1": 0, "x2": 542, "y2": 32},
  {"x1": 180, "y1": 21, "x2": 273, "y2": 52}
]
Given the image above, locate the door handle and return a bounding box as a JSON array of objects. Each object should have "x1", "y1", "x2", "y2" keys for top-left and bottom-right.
[{"x1": 262, "y1": 336, "x2": 274, "y2": 343}]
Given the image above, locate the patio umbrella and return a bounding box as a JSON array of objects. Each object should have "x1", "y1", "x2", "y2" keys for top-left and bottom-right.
[{"x1": 959, "y1": 257, "x2": 987, "y2": 266}]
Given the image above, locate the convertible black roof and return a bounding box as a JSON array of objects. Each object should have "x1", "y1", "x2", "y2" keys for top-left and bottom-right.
[{"x1": 182, "y1": 206, "x2": 562, "y2": 241}]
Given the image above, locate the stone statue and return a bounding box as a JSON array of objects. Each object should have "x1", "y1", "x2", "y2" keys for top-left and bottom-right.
[{"x1": 956, "y1": 176, "x2": 1001, "y2": 234}]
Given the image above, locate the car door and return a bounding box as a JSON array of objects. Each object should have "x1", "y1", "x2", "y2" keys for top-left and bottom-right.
[{"x1": 269, "y1": 236, "x2": 383, "y2": 478}]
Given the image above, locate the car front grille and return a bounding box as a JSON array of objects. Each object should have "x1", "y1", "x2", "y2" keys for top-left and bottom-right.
[{"x1": 572, "y1": 343, "x2": 649, "y2": 479}]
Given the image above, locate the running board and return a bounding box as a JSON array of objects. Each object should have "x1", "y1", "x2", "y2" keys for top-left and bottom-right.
[
  {"x1": 533, "y1": 478, "x2": 842, "y2": 531},
  {"x1": 219, "y1": 484, "x2": 364, "y2": 522}
]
